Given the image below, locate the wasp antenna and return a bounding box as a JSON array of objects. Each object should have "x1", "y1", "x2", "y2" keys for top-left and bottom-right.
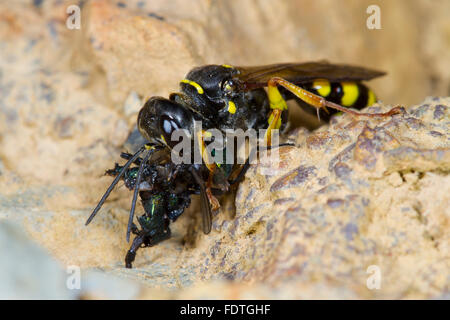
[
  {"x1": 85, "y1": 146, "x2": 146, "y2": 226},
  {"x1": 126, "y1": 147, "x2": 154, "y2": 242}
]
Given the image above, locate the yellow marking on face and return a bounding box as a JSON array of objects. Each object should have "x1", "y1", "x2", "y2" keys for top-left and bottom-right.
[
  {"x1": 341, "y1": 82, "x2": 359, "y2": 107},
  {"x1": 145, "y1": 144, "x2": 155, "y2": 150},
  {"x1": 227, "y1": 100, "x2": 236, "y2": 114},
  {"x1": 180, "y1": 79, "x2": 204, "y2": 94},
  {"x1": 160, "y1": 134, "x2": 167, "y2": 144},
  {"x1": 367, "y1": 89, "x2": 376, "y2": 106},
  {"x1": 267, "y1": 85, "x2": 288, "y2": 110},
  {"x1": 222, "y1": 64, "x2": 233, "y2": 69},
  {"x1": 312, "y1": 79, "x2": 331, "y2": 97}
]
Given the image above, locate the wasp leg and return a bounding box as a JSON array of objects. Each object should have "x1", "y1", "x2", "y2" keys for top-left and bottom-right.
[
  {"x1": 196, "y1": 130, "x2": 221, "y2": 210},
  {"x1": 267, "y1": 77, "x2": 403, "y2": 119},
  {"x1": 196, "y1": 130, "x2": 216, "y2": 172},
  {"x1": 206, "y1": 169, "x2": 221, "y2": 211},
  {"x1": 264, "y1": 109, "x2": 282, "y2": 146}
]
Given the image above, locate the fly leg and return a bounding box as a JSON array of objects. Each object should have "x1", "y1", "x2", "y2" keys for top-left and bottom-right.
[{"x1": 125, "y1": 233, "x2": 145, "y2": 268}]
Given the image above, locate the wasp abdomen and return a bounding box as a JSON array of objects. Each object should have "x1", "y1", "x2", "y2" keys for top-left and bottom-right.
[{"x1": 306, "y1": 79, "x2": 377, "y2": 109}]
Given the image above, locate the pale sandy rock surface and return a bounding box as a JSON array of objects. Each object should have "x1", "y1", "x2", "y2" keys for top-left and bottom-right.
[
  {"x1": 0, "y1": 0, "x2": 449, "y2": 299},
  {"x1": 0, "y1": 220, "x2": 76, "y2": 299}
]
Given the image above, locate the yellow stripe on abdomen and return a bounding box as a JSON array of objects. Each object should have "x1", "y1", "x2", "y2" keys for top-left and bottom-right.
[
  {"x1": 312, "y1": 79, "x2": 331, "y2": 97},
  {"x1": 341, "y1": 82, "x2": 359, "y2": 106},
  {"x1": 367, "y1": 89, "x2": 376, "y2": 106}
]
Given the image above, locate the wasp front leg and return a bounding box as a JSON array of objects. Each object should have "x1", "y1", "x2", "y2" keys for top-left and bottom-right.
[
  {"x1": 196, "y1": 130, "x2": 221, "y2": 210},
  {"x1": 262, "y1": 77, "x2": 290, "y2": 147},
  {"x1": 264, "y1": 108, "x2": 283, "y2": 146}
]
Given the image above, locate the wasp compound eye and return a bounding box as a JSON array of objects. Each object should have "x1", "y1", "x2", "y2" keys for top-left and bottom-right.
[{"x1": 160, "y1": 114, "x2": 182, "y2": 147}]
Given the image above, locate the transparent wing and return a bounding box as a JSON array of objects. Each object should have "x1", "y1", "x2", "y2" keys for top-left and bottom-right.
[
  {"x1": 189, "y1": 167, "x2": 212, "y2": 234},
  {"x1": 234, "y1": 61, "x2": 386, "y2": 90}
]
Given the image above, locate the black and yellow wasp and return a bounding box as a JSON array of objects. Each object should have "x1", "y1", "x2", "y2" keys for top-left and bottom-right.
[{"x1": 86, "y1": 61, "x2": 400, "y2": 267}]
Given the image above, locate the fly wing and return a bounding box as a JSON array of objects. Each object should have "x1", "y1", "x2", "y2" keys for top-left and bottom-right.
[{"x1": 234, "y1": 61, "x2": 386, "y2": 90}]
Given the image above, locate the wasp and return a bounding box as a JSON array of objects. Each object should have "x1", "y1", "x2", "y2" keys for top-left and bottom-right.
[{"x1": 86, "y1": 61, "x2": 401, "y2": 267}]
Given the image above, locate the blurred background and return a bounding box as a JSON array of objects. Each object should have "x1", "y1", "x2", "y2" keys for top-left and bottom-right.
[{"x1": 0, "y1": 0, "x2": 448, "y2": 299}]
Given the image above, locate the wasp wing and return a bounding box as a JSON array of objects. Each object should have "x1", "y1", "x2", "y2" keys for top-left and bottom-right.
[
  {"x1": 198, "y1": 182, "x2": 212, "y2": 234},
  {"x1": 234, "y1": 61, "x2": 386, "y2": 90},
  {"x1": 189, "y1": 167, "x2": 212, "y2": 234}
]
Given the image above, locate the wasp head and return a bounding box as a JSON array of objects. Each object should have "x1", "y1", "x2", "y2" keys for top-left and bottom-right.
[
  {"x1": 138, "y1": 97, "x2": 195, "y2": 148},
  {"x1": 180, "y1": 65, "x2": 242, "y2": 116}
]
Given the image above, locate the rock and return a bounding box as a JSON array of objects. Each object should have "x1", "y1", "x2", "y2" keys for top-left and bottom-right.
[
  {"x1": 123, "y1": 91, "x2": 143, "y2": 118},
  {"x1": 0, "y1": 220, "x2": 75, "y2": 299},
  {"x1": 0, "y1": 220, "x2": 159, "y2": 299},
  {"x1": 79, "y1": 270, "x2": 143, "y2": 300},
  {"x1": 226, "y1": 99, "x2": 449, "y2": 299},
  {"x1": 0, "y1": 0, "x2": 449, "y2": 300}
]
